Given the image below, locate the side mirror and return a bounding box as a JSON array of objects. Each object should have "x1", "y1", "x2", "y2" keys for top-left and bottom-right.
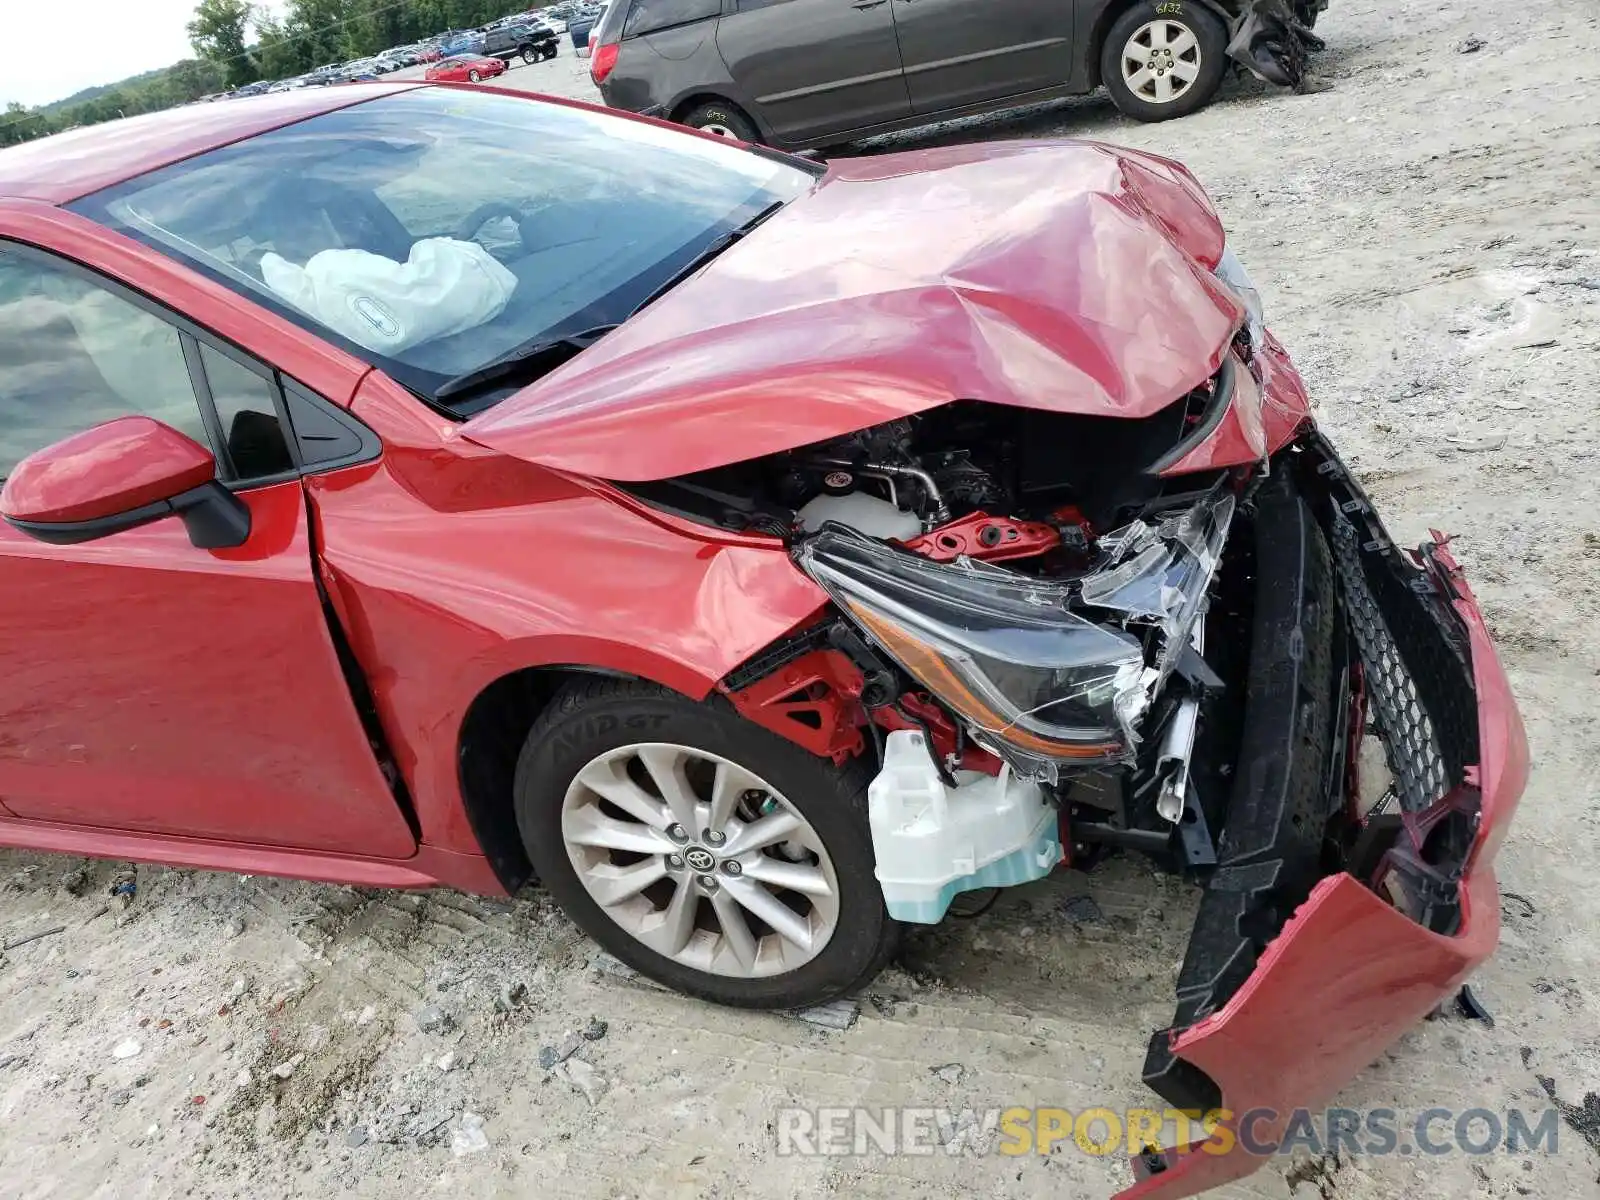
[{"x1": 1, "y1": 416, "x2": 251, "y2": 549}]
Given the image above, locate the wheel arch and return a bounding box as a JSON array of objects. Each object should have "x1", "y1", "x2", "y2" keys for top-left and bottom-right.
[
  {"x1": 667, "y1": 90, "x2": 767, "y2": 138},
  {"x1": 457, "y1": 663, "x2": 691, "y2": 893},
  {"x1": 1087, "y1": 0, "x2": 1235, "y2": 88}
]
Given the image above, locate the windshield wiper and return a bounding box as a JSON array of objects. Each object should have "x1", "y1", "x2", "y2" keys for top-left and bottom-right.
[
  {"x1": 627, "y1": 199, "x2": 789, "y2": 318},
  {"x1": 434, "y1": 323, "x2": 618, "y2": 402}
]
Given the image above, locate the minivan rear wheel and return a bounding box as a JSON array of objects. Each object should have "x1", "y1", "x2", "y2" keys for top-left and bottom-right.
[
  {"x1": 1101, "y1": 1, "x2": 1229, "y2": 122},
  {"x1": 680, "y1": 101, "x2": 761, "y2": 144}
]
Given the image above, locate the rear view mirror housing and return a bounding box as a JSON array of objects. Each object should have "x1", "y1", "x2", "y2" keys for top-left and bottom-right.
[{"x1": 1, "y1": 416, "x2": 251, "y2": 549}]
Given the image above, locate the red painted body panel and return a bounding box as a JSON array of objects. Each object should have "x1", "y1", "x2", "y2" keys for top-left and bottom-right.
[
  {"x1": 1160, "y1": 333, "x2": 1314, "y2": 476},
  {"x1": 1114, "y1": 541, "x2": 1529, "y2": 1200},
  {"x1": 0, "y1": 815, "x2": 502, "y2": 894},
  {"x1": 462, "y1": 140, "x2": 1243, "y2": 481},
  {"x1": 902, "y1": 512, "x2": 1062, "y2": 564},
  {"x1": 0, "y1": 416, "x2": 215, "y2": 523},
  {"x1": 0, "y1": 479, "x2": 416, "y2": 856},
  {"x1": 1118, "y1": 871, "x2": 1500, "y2": 1199},
  {"x1": 0, "y1": 85, "x2": 418, "y2": 204},
  {"x1": 305, "y1": 372, "x2": 830, "y2": 853},
  {"x1": 721, "y1": 648, "x2": 867, "y2": 765}
]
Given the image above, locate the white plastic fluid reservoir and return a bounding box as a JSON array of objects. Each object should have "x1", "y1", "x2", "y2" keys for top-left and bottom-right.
[
  {"x1": 798, "y1": 492, "x2": 923, "y2": 541},
  {"x1": 867, "y1": 729, "x2": 1062, "y2": 923}
]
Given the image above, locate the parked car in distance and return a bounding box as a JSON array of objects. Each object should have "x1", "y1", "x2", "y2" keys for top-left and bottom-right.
[
  {"x1": 590, "y1": 0, "x2": 1325, "y2": 144},
  {"x1": 481, "y1": 21, "x2": 560, "y2": 63},
  {"x1": 439, "y1": 30, "x2": 487, "y2": 56},
  {"x1": 569, "y1": 3, "x2": 608, "y2": 55},
  {"x1": 0, "y1": 82, "x2": 1525, "y2": 1200},
  {"x1": 426, "y1": 54, "x2": 509, "y2": 82}
]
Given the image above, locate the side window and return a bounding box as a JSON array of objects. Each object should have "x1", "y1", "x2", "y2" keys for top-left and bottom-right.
[
  {"x1": 0, "y1": 246, "x2": 208, "y2": 478},
  {"x1": 625, "y1": 0, "x2": 722, "y2": 38},
  {"x1": 197, "y1": 344, "x2": 296, "y2": 480}
]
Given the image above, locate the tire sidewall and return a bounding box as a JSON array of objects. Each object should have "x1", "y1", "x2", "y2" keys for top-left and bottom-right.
[
  {"x1": 684, "y1": 102, "x2": 759, "y2": 143},
  {"x1": 469, "y1": 69, "x2": 481, "y2": 81},
  {"x1": 515, "y1": 685, "x2": 893, "y2": 1009},
  {"x1": 1101, "y1": 1, "x2": 1229, "y2": 122}
]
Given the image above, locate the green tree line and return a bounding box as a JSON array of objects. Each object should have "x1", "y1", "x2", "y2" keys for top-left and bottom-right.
[{"x1": 1, "y1": 0, "x2": 541, "y2": 148}]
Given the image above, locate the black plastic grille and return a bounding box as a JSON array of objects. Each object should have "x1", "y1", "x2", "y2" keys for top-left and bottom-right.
[{"x1": 1328, "y1": 515, "x2": 1452, "y2": 814}]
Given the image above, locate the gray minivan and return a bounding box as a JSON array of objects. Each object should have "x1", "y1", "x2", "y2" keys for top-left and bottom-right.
[{"x1": 588, "y1": 0, "x2": 1326, "y2": 147}]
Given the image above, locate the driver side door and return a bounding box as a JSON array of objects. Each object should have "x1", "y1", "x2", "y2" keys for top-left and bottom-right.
[{"x1": 0, "y1": 236, "x2": 416, "y2": 858}]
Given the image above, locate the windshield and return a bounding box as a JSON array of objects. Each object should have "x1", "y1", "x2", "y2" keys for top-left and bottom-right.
[{"x1": 72, "y1": 88, "x2": 816, "y2": 415}]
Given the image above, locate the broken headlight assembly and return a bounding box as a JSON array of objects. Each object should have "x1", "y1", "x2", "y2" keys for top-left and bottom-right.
[
  {"x1": 794, "y1": 488, "x2": 1237, "y2": 781},
  {"x1": 1214, "y1": 244, "x2": 1266, "y2": 349},
  {"x1": 1082, "y1": 491, "x2": 1236, "y2": 689},
  {"x1": 794, "y1": 527, "x2": 1152, "y2": 775}
]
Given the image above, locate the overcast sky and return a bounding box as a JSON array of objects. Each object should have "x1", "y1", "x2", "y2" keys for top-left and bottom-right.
[{"x1": 3, "y1": 0, "x2": 265, "y2": 108}]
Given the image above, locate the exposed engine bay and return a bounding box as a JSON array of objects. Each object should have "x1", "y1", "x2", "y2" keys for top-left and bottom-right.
[
  {"x1": 627, "y1": 380, "x2": 1227, "y2": 545},
  {"x1": 625, "y1": 371, "x2": 1277, "y2": 891},
  {"x1": 622, "y1": 386, "x2": 1484, "y2": 1117},
  {"x1": 622, "y1": 374, "x2": 1271, "y2": 880}
]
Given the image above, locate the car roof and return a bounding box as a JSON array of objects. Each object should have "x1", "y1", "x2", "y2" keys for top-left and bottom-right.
[{"x1": 0, "y1": 83, "x2": 421, "y2": 205}]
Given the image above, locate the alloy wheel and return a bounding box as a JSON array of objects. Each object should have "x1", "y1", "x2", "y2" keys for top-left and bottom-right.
[
  {"x1": 561, "y1": 743, "x2": 841, "y2": 979},
  {"x1": 1121, "y1": 19, "x2": 1203, "y2": 105}
]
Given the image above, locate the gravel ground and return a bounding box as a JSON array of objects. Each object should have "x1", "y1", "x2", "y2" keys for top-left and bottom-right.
[{"x1": 4, "y1": 2, "x2": 1600, "y2": 1197}]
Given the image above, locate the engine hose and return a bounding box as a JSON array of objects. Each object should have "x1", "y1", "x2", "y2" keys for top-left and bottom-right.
[{"x1": 895, "y1": 702, "x2": 958, "y2": 788}]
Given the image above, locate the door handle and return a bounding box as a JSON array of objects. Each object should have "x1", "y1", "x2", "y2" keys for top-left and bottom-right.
[{"x1": 852, "y1": 1, "x2": 887, "y2": 8}]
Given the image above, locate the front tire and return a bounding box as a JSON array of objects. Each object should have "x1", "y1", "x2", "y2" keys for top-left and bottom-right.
[
  {"x1": 514, "y1": 678, "x2": 898, "y2": 1009},
  {"x1": 468, "y1": 69, "x2": 482, "y2": 82},
  {"x1": 680, "y1": 100, "x2": 761, "y2": 143},
  {"x1": 1101, "y1": 1, "x2": 1229, "y2": 122}
]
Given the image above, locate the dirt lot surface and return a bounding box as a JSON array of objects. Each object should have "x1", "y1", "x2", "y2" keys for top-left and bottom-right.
[{"x1": 4, "y1": 1, "x2": 1599, "y2": 1196}]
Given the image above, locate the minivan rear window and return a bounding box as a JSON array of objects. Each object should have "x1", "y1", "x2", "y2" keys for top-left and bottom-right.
[{"x1": 621, "y1": 0, "x2": 722, "y2": 38}]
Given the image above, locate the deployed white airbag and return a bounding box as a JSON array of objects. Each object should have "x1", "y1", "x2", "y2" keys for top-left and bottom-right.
[{"x1": 261, "y1": 237, "x2": 518, "y2": 356}]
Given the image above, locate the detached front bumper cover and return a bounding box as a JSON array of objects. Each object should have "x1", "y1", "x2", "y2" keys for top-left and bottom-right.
[{"x1": 1119, "y1": 434, "x2": 1529, "y2": 1200}]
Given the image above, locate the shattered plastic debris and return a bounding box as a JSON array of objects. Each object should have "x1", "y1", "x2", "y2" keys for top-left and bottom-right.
[
  {"x1": 795, "y1": 999, "x2": 860, "y2": 1031},
  {"x1": 555, "y1": 1058, "x2": 610, "y2": 1105},
  {"x1": 1078, "y1": 490, "x2": 1236, "y2": 691},
  {"x1": 450, "y1": 1111, "x2": 490, "y2": 1156}
]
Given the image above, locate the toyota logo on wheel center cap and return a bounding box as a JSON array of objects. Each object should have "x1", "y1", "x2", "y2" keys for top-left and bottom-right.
[{"x1": 684, "y1": 847, "x2": 716, "y2": 872}]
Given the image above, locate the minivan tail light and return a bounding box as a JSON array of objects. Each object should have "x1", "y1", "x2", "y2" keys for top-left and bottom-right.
[{"x1": 591, "y1": 41, "x2": 619, "y2": 83}]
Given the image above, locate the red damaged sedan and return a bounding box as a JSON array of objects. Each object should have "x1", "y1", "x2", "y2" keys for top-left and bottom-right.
[
  {"x1": 424, "y1": 54, "x2": 506, "y2": 83},
  {"x1": 0, "y1": 85, "x2": 1526, "y2": 1197}
]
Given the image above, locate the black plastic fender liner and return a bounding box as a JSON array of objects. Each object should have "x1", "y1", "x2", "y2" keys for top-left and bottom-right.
[{"x1": 1143, "y1": 470, "x2": 1340, "y2": 1113}]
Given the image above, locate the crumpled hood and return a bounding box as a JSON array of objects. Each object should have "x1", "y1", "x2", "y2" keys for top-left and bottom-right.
[{"x1": 462, "y1": 140, "x2": 1243, "y2": 481}]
